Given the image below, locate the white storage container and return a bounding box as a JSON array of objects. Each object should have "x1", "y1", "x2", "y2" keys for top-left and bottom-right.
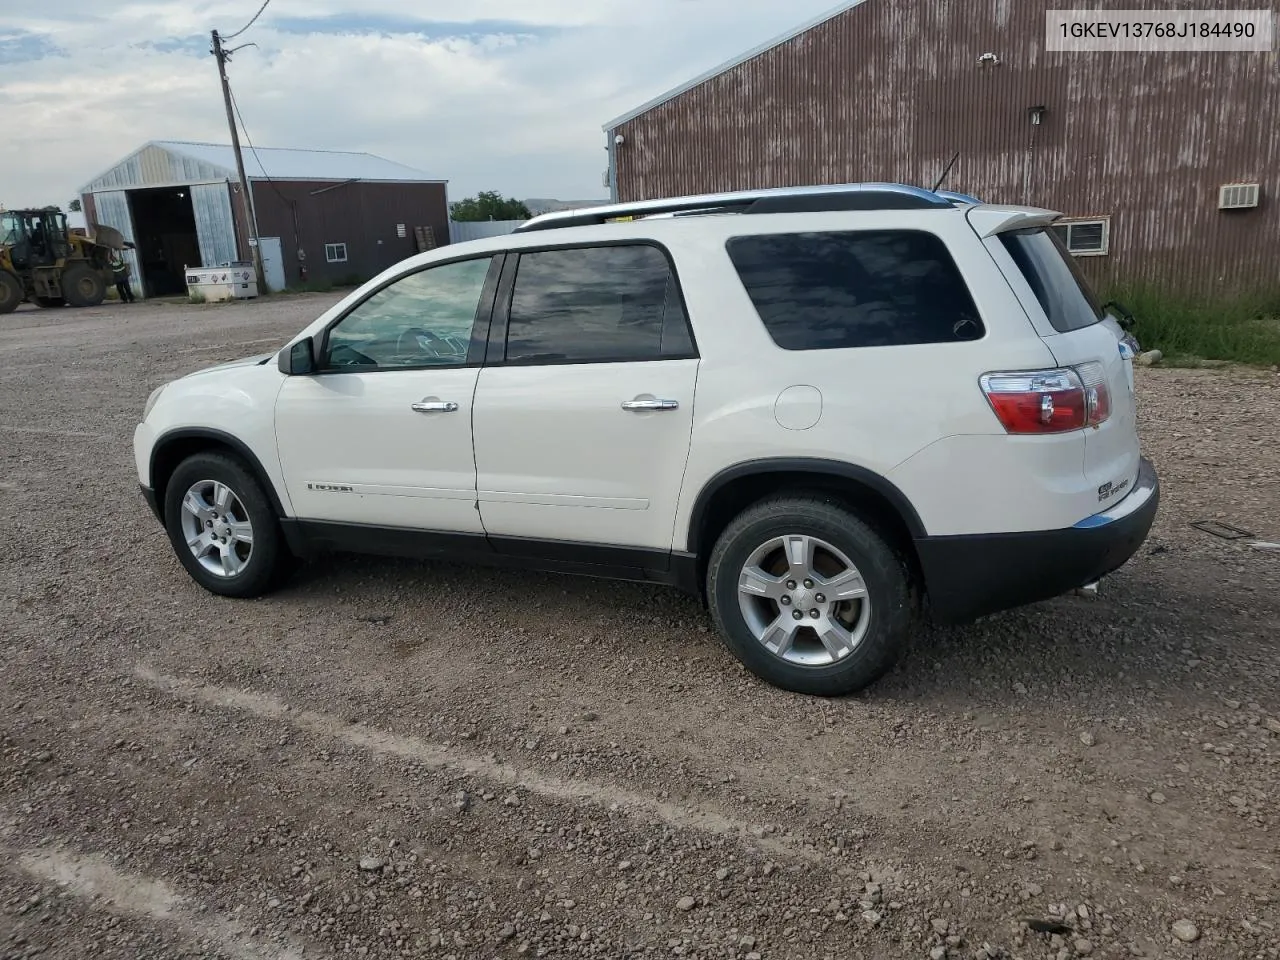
[{"x1": 185, "y1": 263, "x2": 258, "y2": 302}]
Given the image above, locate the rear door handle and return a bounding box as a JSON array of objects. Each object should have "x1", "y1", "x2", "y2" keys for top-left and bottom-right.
[
  {"x1": 621, "y1": 398, "x2": 679, "y2": 412},
  {"x1": 411, "y1": 399, "x2": 459, "y2": 413}
]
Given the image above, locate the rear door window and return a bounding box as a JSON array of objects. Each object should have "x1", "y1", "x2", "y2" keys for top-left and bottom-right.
[
  {"x1": 726, "y1": 230, "x2": 984, "y2": 350},
  {"x1": 504, "y1": 245, "x2": 694, "y2": 364},
  {"x1": 998, "y1": 228, "x2": 1104, "y2": 333}
]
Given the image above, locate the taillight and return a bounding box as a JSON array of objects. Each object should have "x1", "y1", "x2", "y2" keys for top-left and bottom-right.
[
  {"x1": 1076, "y1": 361, "x2": 1111, "y2": 426},
  {"x1": 980, "y1": 365, "x2": 1111, "y2": 434}
]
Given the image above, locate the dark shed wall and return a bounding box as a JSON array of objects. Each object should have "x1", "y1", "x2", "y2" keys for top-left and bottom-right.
[
  {"x1": 612, "y1": 0, "x2": 1280, "y2": 295},
  {"x1": 250, "y1": 180, "x2": 449, "y2": 287}
]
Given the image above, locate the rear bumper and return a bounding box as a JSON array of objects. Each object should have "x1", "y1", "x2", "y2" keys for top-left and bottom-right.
[{"x1": 916, "y1": 457, "x2": 1159, "y2": 623}]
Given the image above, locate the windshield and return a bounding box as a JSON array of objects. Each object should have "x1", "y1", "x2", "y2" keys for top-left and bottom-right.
[
  {"x1": 0, "y1": 212, "x2": 20, "y2": 247},
  {"x1": 999, "y1": 228, "x2": 1105, "y2": 333}
]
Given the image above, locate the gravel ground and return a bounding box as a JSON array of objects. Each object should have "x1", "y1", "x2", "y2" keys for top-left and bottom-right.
[{"x1": 1, "y1": 296, "x2": 1278, "y2": 960}]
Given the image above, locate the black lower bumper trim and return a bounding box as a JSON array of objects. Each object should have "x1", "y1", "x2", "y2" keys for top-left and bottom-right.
[{"x1": 916, "y1": 459, "x2": 1159, "y2": 624}]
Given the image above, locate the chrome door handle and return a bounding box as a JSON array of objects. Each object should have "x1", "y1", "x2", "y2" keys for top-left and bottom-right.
[
  {"x1": 621, "y1": 399, "x2": 679, "y2": 412},
  {"x1": 411, "y1": 400, "x2": 459, "y2": 413}
]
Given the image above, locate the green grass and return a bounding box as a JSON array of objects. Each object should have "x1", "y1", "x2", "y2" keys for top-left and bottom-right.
[{"x1": 1107, "y1": 285, "x2": 1280, "y2": 367}]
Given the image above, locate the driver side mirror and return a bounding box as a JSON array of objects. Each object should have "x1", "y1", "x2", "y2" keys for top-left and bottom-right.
[{"x1": 279, "y1": 337, "x2": 316, "y2": 375}]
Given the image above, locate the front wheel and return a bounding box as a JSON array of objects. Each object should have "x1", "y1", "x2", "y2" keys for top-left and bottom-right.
[
  {"x1": 60, "y1": 263, "x2": 106, "y2": 307},
  {"x1": 706, "y1": 496, "x2": 915, "y2": 696},
  {"x1": 0, "y1": 271, "x2": 21, "y2": 314},
  {"x1": 162, "y1": 453, "x2": 289, "y2": 598}
]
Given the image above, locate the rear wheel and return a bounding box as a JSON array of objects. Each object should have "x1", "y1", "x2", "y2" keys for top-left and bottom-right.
[
  {"x1": 707, "y1": 496, "x2": 915, "y2": 696},
  {"x1": 60, "y1": 263, "x2": 106, "y2": 307},
  {"x1": 162, "y1": 453, "x2": 289, "y2": 598},
  {"x1": 0, "y1": 271, "x2": 21, "y2": 314}
]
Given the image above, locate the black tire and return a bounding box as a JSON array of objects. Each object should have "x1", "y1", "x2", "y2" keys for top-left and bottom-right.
[
  {"x1": 706, "y1": 495, "x2": 915, "y2": 696},
  {"x1": 162, "y1": 452, "x2": 289, "y2": 598},
  {"x1": 0, "y1": 271, "x2": 21, "y2": 315},
  {"x1": 34, "y1": 295, "x2": 65, "y2": 308},
  {"x1": 60, "y1": 263, "x2": 106, "y2": 308}
]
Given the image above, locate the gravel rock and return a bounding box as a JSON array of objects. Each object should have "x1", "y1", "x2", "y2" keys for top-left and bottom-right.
[
  {"x1": 931, "y1": 918, "x2": 950, "y2": 936},
  {"x1": 1074, "y1": 938, "x2": 1094, "y2": 955},
  {"x1": 358, "y1": 856, "x2": 386, "y2": 872},
  {"x1": 3, "y1": 307, "x2": 1277, "y2": 960},
  {"x1": 675, "y1": 896, "x2": 696, "y2": 912},
  {"x1": 1171, "y1": 919, "x2": 1200, "y2": 943},
  {"x1": 1078, "y1": 731, "x2": 1096, "y2": 747}
]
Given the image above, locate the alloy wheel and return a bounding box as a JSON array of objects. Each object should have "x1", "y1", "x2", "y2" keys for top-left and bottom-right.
[
  {"x1": 178, "y1": 480, "x2": 254, "y2": 578},
  {"x1": 736, "y1": 534, "x2": 872, "y2": 667}
]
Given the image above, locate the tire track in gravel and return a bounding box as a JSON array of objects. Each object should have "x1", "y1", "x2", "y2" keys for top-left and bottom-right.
[
  {"x1": 10, "y1": 845, "x2": 309, "y2": 960},
  {"x1": 135, "y1": 663, "x2": 821, "y2": 865}
]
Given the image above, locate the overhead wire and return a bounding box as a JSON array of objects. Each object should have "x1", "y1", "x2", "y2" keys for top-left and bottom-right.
[
  {"x1": 228, "y1": 83, "x2": 304, "y2": 262},
  {"x1": 221, "y1": 0, "x2": 271, "y2": 41}
]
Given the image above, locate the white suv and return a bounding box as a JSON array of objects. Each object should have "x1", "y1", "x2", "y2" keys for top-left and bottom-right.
[{"x1": 134, "y1": 184, "x2": 1158, "y2": 696}]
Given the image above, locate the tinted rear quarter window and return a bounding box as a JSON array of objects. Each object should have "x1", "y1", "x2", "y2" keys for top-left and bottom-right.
[
  {"x1": 505, "y1": 245, "x2": 694, "y2": 364},
  {"x1": 726, "y1": 230, "x2": 984, "y2": 350},
  {"x1": 998, "y1": 228, "x2": 1104, "y2": 333}
]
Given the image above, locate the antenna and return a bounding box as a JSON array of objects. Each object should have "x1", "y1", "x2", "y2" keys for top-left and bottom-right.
[{"x1": 931, "y1": 152, "x2": 960, "y2": 192}]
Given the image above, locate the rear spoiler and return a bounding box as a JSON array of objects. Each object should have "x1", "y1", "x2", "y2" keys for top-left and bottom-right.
[{"x1": 965, "y1": 205, "x2": 1061, "y2": 238}]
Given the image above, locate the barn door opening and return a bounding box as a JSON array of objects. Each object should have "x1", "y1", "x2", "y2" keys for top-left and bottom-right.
[{"x1": 128, "y1": 187, "x2": 199, "y2": 296}]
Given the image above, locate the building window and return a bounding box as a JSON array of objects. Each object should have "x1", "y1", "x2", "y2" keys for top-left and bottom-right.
[
  {"x1": 325, "y1": 242, "x2": 348, "y2": 263},
  {"x1": 1050, "y1": 218, "x2": 1110, "y2": 257}
]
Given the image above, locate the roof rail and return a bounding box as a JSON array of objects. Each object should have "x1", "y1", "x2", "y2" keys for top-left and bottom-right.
[
  {"x1": 935, "y1": 190, "x2": 983, "y2": 205},
  {"x1": 513, "y1": 182, "x2": 954, "y2": 233}
]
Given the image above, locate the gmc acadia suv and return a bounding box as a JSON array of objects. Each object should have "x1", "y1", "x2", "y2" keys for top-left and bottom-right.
[{"x1": 134, "y1": 183, "x2": 1159, "y2": 696}]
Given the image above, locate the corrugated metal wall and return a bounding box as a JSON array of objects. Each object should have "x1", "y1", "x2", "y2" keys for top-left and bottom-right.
[
  {"x1": 190, "y1": 182, "x2": 239, "y2": 267},
  {"x1": 88, "y1": 190, "x2": 142, "y2": 298},
  {"x1": 82, "y1": 144, "x2": 230, "y2": 193},
  {"x1": 612, "y1": 0, "x2": 1280, "y2": 295},
  {"x1": 449, "y1": 220, "x2": 523, "y2": 243},
  {"x1": 252, "y1": 181, "x2": 451, "y2": 287}
]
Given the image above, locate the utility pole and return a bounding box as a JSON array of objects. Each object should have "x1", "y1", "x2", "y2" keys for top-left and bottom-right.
[{"x1": 211, "y1": 29, "x2": 267, "y2": 292}]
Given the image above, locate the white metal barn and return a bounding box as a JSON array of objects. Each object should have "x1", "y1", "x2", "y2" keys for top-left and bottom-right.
[{"x1": 78, "y1": 141, "x2": 449, "y2": 298}]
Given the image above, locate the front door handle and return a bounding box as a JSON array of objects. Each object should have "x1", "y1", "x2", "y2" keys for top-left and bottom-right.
[
  {"x1": 621, "y1": 398, "x2": 679, "y2": 412},
  {"x1": 411, "y1": 399, "x2": 459, "y2": 413}
]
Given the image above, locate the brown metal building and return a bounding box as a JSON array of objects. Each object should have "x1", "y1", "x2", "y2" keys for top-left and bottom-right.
[
  {"x1": 604, "y1": 0, "x2": 1279, "y2": 295},
  {"x1": 79, "y1": 141, "x2": 449, "y2": 297}
]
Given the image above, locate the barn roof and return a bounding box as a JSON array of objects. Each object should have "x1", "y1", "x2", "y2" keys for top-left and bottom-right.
[
  {"x1": 79, "y1": 140, "x2": 443, "y2": 194},
  {"x1": 153, "y1": 141, "x2": 443, "y2": 183},
  {"x1": 603, "y1": 0, "x2": 868, "y2": 131}
]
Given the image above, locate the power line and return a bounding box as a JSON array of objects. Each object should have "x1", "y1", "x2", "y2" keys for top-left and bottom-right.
[
  {"x1": 222, "y1": 0, "x2": 271, "y2": 41},
  {"x1": 229, "y1": 84, "x2": 305, "y2": 273}
]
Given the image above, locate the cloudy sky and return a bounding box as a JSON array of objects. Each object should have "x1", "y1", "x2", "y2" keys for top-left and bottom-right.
[{"x1": 0, "y1": 0, "x2": 842, "y2": 208}]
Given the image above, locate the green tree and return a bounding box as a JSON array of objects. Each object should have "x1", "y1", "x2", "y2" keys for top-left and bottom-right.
[{"x1": 449, "y1": 191, "x2": 531, "y2": 222}]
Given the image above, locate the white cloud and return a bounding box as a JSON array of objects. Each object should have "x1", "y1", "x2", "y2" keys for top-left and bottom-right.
[{"x1": 0, "y1": 0, "x2": 841, "y2": 208}]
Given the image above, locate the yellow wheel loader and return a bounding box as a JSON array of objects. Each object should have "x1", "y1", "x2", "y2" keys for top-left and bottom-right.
[{"x1": 0, "y1": 207, "x2": 131, "y2": 314}]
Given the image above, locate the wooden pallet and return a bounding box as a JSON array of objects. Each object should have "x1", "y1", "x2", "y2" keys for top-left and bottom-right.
[{"x1": 413, "y1": 226, "x2": 438, "y2": 253}]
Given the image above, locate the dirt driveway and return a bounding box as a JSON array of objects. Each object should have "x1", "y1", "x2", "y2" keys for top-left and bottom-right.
[{"x1": 2, "y1": 296, "x2": 1278, "y2": 960}]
